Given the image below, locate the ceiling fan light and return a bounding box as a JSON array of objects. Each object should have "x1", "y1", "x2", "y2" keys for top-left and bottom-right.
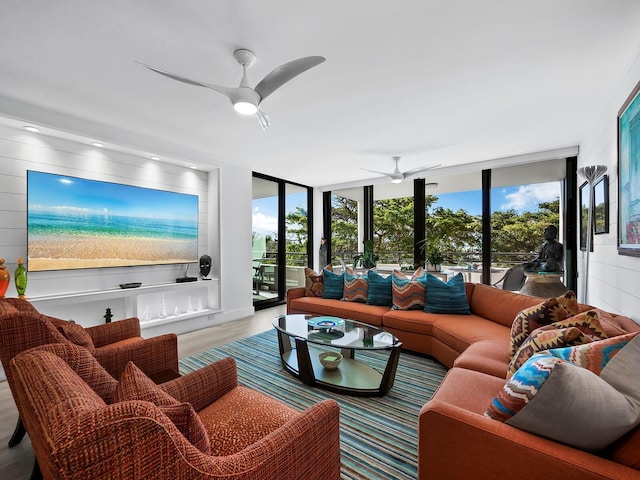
[
  {"x1": 390, "y1": 178, "x2": 403, "y2": 184},
  {"x1": 233, "y1": 101, "x2": 258, "y2": 115}
]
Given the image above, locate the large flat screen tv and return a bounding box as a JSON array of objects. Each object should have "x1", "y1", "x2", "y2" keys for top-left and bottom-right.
[{"x1": 27, "y1": 171, "x2": 199, "y2": 272}]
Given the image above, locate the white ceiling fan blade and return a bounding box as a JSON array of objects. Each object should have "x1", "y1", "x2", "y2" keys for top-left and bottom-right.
[
  {"x1": 256, "y1": 108, "x2": 270, "y2": 130},
  {"x1": 254, "y1": 56, "x2": 325, "y2": 101},
  {"x1": 361, "y1": 168, "x2": 393, "y2": 177},
  {"x1": 403, "y1": 164, "x2": 442, "y2": 177},
  {"x1": 136, "y1": 61, "x2": 237, "y2": 98}
]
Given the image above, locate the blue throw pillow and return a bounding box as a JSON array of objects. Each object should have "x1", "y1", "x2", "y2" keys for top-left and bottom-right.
[
  {"x1": 366, "y1": 270, "x2": 393, "y2": 306},
  {"x1": 322, "y1": 268, "x2": 344, "y2": 300},
  {"x1": 425, "y1": 273, "x2": 470, "y2": 314}
]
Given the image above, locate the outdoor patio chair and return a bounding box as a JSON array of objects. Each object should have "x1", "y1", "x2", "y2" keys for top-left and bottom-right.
[{"x1": 492, "y1": 266, "x2": 526, "y2": 291}]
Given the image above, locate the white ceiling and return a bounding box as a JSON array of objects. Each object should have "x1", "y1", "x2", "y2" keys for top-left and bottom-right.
[{"x1": 1, "y1": 1, "x2": 640, "y2": 188}]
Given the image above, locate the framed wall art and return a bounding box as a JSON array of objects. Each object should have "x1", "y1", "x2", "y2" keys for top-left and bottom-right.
[
  {"x1": 579, "y1": 181, "x2": 593, "y2": 252},
  {"x1": 593, "y1": 174, "x2": 609, "y2": 234},
  {"x1": 618, "y1": 79, "x2": 640, "y2": 256}
]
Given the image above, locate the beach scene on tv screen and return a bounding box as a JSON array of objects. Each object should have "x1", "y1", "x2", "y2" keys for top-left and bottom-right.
[{"x1": 27, "y1": 171, "x2": 199, "y2": 271}]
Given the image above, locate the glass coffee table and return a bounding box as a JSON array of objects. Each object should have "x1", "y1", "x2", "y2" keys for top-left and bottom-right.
[{"x1": 272, "y1": 314, "x2": 402, "y2": 397}]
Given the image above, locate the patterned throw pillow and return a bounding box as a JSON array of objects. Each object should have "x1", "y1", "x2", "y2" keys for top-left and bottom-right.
[
  {"x1": 56, "y1": 321, "x2": 96, "y2": 352},
  {"x1": 391, "y1": 268, "x2": 427, "y2": 310},
  {"x1": 507, "y1": 327, "x2": 588, "y2": 377},
  {"x1": 113, "y1": 362, "x2": 210, "y2": 454},
  {"x1": 343, "y1": 268, "x2": 368, "y2": 303},
  {"x1": 304, "y1": 265, "x2": 331, "y2": 297},
  {"x1": 507, "y1": 310, "x2": 608, "y2": 377},
  {"x1": 539, "y1": 309, "x2": 608, "y2": 340},
  {"x1": 322, "y1": 268, "x2": 344, "y2": 300},
  {"x1": 366, "y1": 270, "x2": 393, "y2": 306},
  {"x1": 509, "y1": 291, "x2": 579, "y2": 359},
  {"x1": 486, "y1": 332, "x2": 640, "y2": 451},
  {"x1": 424, "y1": 273, "x2": 470, "y2": 314}
]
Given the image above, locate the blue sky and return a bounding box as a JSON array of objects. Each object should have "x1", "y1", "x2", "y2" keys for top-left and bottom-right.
[
  {"x1": 28, "y1": 171, "x2": 198, "y2": 220},
  {"x1": 253, "y1": 181, "x2": 561, "y2": 235}
]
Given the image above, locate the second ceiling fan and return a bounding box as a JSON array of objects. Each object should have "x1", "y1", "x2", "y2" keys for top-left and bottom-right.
[{"x1": 363, "y1": 156, "x2": 440, "y2": 184}]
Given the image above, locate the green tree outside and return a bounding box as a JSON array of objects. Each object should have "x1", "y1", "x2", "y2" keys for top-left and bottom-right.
[{"x1": 284, "y1": 193, "x2": 560, "y2": 268}]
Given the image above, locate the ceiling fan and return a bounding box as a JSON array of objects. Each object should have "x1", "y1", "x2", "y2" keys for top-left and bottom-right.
[
  {"x1": 137, "y1": 49, "x2": 325, "y2": 130},
  {"x1": 362, "y1": 156, "x2": 440, "y2": 184}
]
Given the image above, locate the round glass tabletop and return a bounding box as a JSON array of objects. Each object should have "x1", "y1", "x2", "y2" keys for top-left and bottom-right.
[{"x1": 273, "y1": 314, "x2": 397, "y2": 350}]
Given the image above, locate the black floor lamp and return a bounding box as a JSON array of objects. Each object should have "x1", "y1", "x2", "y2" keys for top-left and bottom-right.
[{"x1": 577, "y1": 164, "x2": 607, "y2": 304}]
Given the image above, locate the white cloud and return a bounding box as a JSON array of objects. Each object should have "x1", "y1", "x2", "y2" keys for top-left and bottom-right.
[
  {"x1": 501, "y1": 182, "x2": 560, "y2": 212},
  {"x1": 252, "y1": 209, "x2": 278, "y2": 235}
]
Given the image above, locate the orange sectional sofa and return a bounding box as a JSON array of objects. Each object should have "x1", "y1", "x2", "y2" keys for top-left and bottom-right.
[{"x1": 286, "y1": 282, "x2": 640, "y2": 479}]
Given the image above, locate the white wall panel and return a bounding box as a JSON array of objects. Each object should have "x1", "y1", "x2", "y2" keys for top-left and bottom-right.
[{"x1": 577, "y1": 42, "x2": 640, "y2": 321}]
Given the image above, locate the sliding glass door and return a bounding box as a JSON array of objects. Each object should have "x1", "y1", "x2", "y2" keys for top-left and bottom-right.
[{"x1": 252, "y1": 173, "x2": 312, "y2": 309}]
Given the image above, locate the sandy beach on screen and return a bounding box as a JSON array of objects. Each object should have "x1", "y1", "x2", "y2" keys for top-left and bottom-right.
[{"x1": 28, "y1": 235, "x2": 197, "y2": 271}]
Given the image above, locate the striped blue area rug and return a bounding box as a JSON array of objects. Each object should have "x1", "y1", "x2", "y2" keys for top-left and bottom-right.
[{"x1": 179, "y1": 329, "x2": 447, "y2": 480}]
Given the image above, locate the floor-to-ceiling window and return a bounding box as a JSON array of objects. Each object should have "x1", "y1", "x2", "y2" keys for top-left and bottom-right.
[
  {"x1": 330, "y1": 191, "x2": 359, "y2": 267},
  {"x1": 252, "y1": 173, "x2": 312, "y2": 309},
  {"x1": 491, "y1": 160, "x2": 565, "y2": 281},
  {"x1": 324, "y1": 157, "x2": 575, "y2": 287}
]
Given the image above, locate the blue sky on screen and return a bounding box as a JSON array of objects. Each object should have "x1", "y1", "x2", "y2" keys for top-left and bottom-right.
[
  {"x1": 254, "y1": 181, "x2": 560, "y2": 235},
  {"x1": 28, "y1": 171, "x2": 198, "y2": 220}
]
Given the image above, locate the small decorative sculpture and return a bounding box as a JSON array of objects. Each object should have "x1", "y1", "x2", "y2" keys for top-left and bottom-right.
[
  {"x1": 523, "y1": 225, "x2": 564, "y2": 272},
  {"x1": 104, "y1": 308, "x2": 113, "y2": 323},
  {"x1": 319, "y1": 236, "x2": 328, "y2": 268},
  {"x1": 199, "y1": 254, "x2": 212, "y2": 280}
]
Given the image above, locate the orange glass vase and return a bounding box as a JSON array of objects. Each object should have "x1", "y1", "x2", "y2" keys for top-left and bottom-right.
[{"x1": 0, "y1": 258, "x2": 9, "y2": 297}]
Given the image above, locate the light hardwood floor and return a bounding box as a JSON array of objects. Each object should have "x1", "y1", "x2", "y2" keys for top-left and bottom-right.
[{"x1": 0, "y1": 304, "x2": 284, "y2": 479}]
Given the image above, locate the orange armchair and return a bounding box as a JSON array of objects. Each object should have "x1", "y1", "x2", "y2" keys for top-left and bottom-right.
[
  {"x1": 11, "y1": 343, "x2": 341, "y2": 480},
  {"x1": 0, "y1": 298, "x2": 179, "y2": 448}
]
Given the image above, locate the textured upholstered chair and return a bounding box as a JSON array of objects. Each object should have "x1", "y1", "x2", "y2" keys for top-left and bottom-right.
[
  {"x1": 11, "y1": 343, "x2": 341, "y2": 480},
  {"x1": 0, "y1": 298, "x2": 179, "y2": 448}
]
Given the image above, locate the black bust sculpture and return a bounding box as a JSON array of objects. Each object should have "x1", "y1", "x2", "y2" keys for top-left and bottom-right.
[
  {"x1": 199, "y1": 255, "x2": 212, "y2": 279},
  {"x1": 523, "y1": 225, "x2": 564, "y2": 272}
]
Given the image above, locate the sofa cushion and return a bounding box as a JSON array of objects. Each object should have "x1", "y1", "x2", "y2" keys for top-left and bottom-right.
[
  {"x1": 469, "y1": 283, "x2": 543, "y2": 328},
  {"x1": 391, "y1": 268, "x2": 427, "y2": 310},
  {"x1": 343, "y1": 268, "x2": 368, "y2": 303},
  {"x1": 485, "y1": 333, "x2": 640, "y2": 451},
  {"x1": 432, "y1": 315, "x2": 511, "y2": 353},
  {"x1": 425, "y1": 273, "x2": 470, "y2": 314},
  {"x1": 304, "y1": 267, "x2": 327, "y2": 297},
  {"x1": 198, "y1": 385, "x2": 297, "y2": 456},
  {"x1": 509, "y1": 291, "x2": 580, "y2": 359},
  {"x1": 113, "y1": 362, "x2": 210, "y2": 454},
  {"x1": 367, "y1": 270, "x2": 393, "y2": 306},
  {"x1": 322, "y1": 268, "x2": 344, "y2": 300},
  {"x1": 382, "y1": 309, "x2": 439, "y2": 336},
  {"x1": 289, "y1": 296, "x2": 387, "y2": 327},
  {"x1": 429, "y1": 367, "x2": 507, "y2": 415},
  {"x1": 452, "y1": 339, "x2": 511, "y2": 378}
]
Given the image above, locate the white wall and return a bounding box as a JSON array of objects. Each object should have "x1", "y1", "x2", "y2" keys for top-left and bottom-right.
[
  {"x1": 218, "y1": 162, "x2": 254, "y2": 320},
  {"x1": 578, "y1": 46, "x2": 640, "y2": 320},
  {"x1": 0, "y1": 122, "x2": 254, "y2": 328}
]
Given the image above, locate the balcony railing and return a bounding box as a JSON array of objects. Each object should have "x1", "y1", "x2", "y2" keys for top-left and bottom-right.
[{"x1": 331, "y1": 250, "x2": 535, "y2": 270}]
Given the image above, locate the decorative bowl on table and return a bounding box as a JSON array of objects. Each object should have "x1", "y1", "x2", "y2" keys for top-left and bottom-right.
[{"x1": 319, "y1": 351, "x2": 343, "y2": 370}]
